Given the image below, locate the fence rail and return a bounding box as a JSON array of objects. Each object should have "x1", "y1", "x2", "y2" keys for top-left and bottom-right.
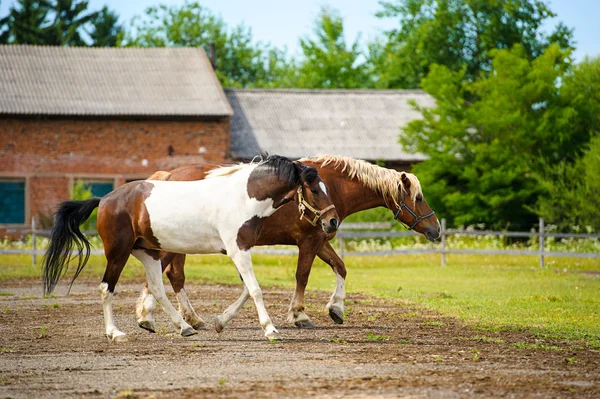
[{"x1": 2, "y1": 218, "x2": 599, "y2": 267}]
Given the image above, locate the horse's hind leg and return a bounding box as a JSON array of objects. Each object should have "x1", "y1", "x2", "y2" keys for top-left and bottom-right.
[
  {"x1": 318, "y1": 241, "x2": 347, "y2": 324},
  {"x1": 136, "y1": 253, "x2": 206, "y2": 332},
  {"x1": 132, "y1": 249, "x2": 196, "y2": 337},
  {"x1": 100, "y1": 243, "x2": 132, "y2": 342},
  {"x1": 167, "y1": 254, "x2": 207, "y2": 330}
]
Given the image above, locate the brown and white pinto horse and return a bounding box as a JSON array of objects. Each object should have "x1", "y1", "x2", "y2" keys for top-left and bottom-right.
[
  {"x1": 137, "y1": 155, "x2": 440, "y2": 332},
  {"x1": 41, "y1": 155, "x2": 339, "y2": 342}
]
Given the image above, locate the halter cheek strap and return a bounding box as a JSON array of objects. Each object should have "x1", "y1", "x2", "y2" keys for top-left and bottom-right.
[
  {"x1": 393, "y1": 188, "x2": 436, "y2": 230},
  {"x1": 297, "y1": 186, "x2": 336, "y2": 227}
]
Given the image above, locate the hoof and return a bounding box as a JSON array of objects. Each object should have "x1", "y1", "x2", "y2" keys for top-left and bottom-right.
[
  {"x1": 329, "y1": 307, "x2": 344, "y2": 325},
  {"x1": 138, "y1": 320, "x2": 156, "y2": 333},
  {"x1": 181, "y1": 327, "x2": 198, "y2": 337},
  {"x1": 215, "y1": 316, "x2": 225, "y2": 334},
  {"x1": 295, "y1": 319, "x2": 317, "y2": 329},
  {"x1": 108, "y1": 331, "x2": 128, "y2": 343},
  {"x1": 192, "y1": 320, "x2": 208, "y2": 330},
  {"x1": 265, "y1": 331, "x2": 281, "y2": 342}
]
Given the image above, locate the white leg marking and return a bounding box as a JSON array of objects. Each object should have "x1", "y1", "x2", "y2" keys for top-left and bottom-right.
[
  {"x1": 99, "y1": 282, "x2": 127, "y2": 342},
  {"x1": 326, "y1": 272, "x2": 345, "y2": 314},
  {"x1": 136, "y1": 286, "x2": 157, "y2": 332},
  {"x1": 216, "y1": 285, "x2": 250, "y2": 332},
  {"x1": 131, "y1": 250, "x2": 194, "y2": 336},
  {"x1": 176, "y1": 289, "x2": 206, "y2": 329},
  {"x1": 229, "y1": 248, "x2": 279, "y2": 340}
]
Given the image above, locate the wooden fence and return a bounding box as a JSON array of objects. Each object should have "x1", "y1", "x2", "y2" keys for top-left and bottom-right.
[{"x1": 2, "y1": 218, "x2": 599, "y2": 267}]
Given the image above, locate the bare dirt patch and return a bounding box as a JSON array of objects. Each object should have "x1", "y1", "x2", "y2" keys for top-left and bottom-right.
[{"x1": 0, "y1": 278, "x2": 598, "y2": 398}]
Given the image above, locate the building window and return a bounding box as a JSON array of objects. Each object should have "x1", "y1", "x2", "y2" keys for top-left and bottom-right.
[
  {"x1": 0, "y1": 180, "x2": 26, "y2": 224},
  {"x1": 73, "y1": 180, "x2": 114, "y2": 199}
]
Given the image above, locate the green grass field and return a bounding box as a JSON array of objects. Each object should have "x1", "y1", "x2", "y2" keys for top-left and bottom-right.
[{"x1": 1, "y1": 250, "x2": 598, "y2": 346}]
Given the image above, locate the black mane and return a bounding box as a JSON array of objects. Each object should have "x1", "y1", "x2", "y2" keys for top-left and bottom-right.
[{"x1": 259, "y1": 155, "x2": 317, "y2": 187}]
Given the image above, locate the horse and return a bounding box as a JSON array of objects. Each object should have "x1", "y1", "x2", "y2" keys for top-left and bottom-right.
[
  {"x1": 41, "y1": 155, "x2": 339, "y2": 342},
  {"x1": 136, "y1": 154, "x2": 440, "y2": 333}
]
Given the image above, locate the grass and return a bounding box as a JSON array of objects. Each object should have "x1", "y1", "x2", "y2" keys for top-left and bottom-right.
[{"x1": 1, "y1": 248, "x2": 599, "y2": 345}]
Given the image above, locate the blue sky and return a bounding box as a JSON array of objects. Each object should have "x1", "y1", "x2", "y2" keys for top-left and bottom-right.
[{"x1": 1, "y1": 0, "x2": 598, "y2": 62}]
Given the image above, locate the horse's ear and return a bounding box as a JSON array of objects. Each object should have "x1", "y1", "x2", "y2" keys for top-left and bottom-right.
[
  {"x1": 400, "y1": 172, "x2": 411, "y2": 190},
  {"x1": 293, "y1": 161, "x2": 306, "y2": 175}
]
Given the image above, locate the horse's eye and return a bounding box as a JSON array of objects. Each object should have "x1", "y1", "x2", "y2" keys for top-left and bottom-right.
[{"x1": 311, "y1": 189, "x2": 319, "y2": 195}]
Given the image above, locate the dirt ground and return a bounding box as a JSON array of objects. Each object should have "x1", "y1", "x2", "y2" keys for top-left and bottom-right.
[{"x1": 0, "y1": 278, "x2": 598, "y2": 398}]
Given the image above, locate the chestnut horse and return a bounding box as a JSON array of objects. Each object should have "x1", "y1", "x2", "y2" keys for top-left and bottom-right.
[
  {"x1": 41, "y1": 155, "x2": 339, "y2": 342},
  {"x1": 137, "y1": 155, "x2": 440, "y2": 333}
]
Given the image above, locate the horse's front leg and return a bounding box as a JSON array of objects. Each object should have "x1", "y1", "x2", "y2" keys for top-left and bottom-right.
[
  {"x1": 317, "y1": 241, "x2": 347, "y2": 324},
  {"x1": 132, "y1": 249, "x2": 196, "y2": 337},
  {"x1": 286, "y1": 238, "x2": 323, "y2": 329},
  {"x1": 228, "y1": 248, "x2": 279, "y2": 340}
]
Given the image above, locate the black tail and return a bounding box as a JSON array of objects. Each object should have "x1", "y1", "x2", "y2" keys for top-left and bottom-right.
[{"x1": 42, "y1": 198, "x2": 101, "y2": 295}]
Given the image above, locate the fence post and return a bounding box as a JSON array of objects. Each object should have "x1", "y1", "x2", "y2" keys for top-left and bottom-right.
[
  {"x1": 539, "y1": 218, "x2": 545, "y2": 268},
  {"x1": 31, "y1": 217, "x2": 37, "y2": 267},
  {"x1": 338, "y1": 229, "x2": 344, "y2": 261},
  {"x1": 441, "y1": 218, "x2": 446, "y2": 267}
]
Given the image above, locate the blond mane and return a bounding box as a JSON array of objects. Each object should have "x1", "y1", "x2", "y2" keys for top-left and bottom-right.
[{"x1": 299, "y1": 154, "x2": 423, "y2": 207}]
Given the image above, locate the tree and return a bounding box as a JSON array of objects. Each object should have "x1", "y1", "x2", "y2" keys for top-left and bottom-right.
[
  {"x1": 0, "y1": 0, "x2": 122, "y2": 46},
  {"x1": 374, "y1": 0, "x2": 574, "y2": 88},
  {"x1": 536, "y1": 57, "x2": 600, "y2": 230},
  {"x1": 122, "y1": 1, "x2": 290, "y2": 88},
  {"x1": 1, "y1": 0, "x2": 50, "y2": 44},
  {"x1": 401, "y1": 44, "x2": 578, "y2": 229},
  {"x1": 89, "y1": 6, "x2": 121, "y2": 47},
  {"x1": 42, "y1": 0, "x2": 98, "y2": 46},
  {"x1": 293, "y1": 7, "x2": 367, "y2": 89}
]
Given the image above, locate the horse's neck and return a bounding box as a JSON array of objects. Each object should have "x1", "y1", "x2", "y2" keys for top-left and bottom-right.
[{"x1": 326, "y1": 174, "x2": 388, "y2": 219}]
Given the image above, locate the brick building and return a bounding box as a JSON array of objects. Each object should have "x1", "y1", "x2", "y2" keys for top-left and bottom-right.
[{"x1": 0, "y1": 46, "x2": 232, "y2": 229}]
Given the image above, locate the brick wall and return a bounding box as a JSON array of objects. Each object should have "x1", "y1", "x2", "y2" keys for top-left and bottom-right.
[{"x1": 0, "y1": 117, "x2": 231, "y2": 227}]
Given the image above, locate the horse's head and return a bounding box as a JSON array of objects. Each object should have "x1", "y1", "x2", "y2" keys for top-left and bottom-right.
[
  {"x1": 393, "y1": 172, "x2": 440, "y2": 242},
  {"x1": 294, "y1": 162, "x2": 339, "y2": 233}
]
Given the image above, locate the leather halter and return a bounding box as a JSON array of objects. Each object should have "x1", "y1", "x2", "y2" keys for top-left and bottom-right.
[
  {"x1": 297, "y1": 186, "x2": 336, "y2": 227},
  {"x1": 393, "y1": 188, "x2": 436, "y2": 230}
]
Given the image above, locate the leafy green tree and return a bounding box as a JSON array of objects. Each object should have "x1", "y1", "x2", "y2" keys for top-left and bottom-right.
[
  {"x1": 89, "y1": 6, "x2": 121, "y2": 47},
  {"x1": 402, "y1": 44, "x2": 577, "y2": 229},
  {"x1": 536, "y1": 57, "x2": 600, "y2": 230},
  {"x1": 0, "y1": 0, "x2": 120, "y2": 46},
  {"x1": 374, "y1": 0, "x2": 574, "y2": 88},
  {"x1": 1, "y1": 0, "x2": 50, "y2": 44},
  {"x1": 43, "y1": 0, "x2": 98, "y2": 45},
  {"x1": 293, "y1": 7, "x2": 367, "y2": 88},
  {"x1": 122, "y1": 1, "x2": 291, "y2": 88}
]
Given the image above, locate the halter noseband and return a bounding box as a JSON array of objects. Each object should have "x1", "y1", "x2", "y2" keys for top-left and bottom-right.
[
  {"x1": 393, "y1": 188, "x2": 436, "y2": 230},
  {"x1": 297, "y1": 186, "x2": 336, "y2": 227}
]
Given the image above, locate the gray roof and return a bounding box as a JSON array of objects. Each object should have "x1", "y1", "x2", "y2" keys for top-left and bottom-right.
[
  {"x1": 0, "y1": 45, "x2": 232, "y2": 117},
  {"x1": 226, "y1": 89, "x2": 433, "y2": 162}
]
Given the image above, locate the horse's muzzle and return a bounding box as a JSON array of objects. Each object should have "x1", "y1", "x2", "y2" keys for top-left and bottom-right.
[{"x1": 323, "y1": 218, "x2": 339, "y2": 233}]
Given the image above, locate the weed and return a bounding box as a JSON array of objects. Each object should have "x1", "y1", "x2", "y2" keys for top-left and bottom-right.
[
  {"x1": 514, "y1": 342, "x2": 561, "y2": 350},
  {"x1": 397, "y1": 339, "x2": 411, "y2": 345},
  {"x1": 38, "y1": 326, "x2": 48, "y2": 339},
  {"x1": 331, "y1": 337, "x2": 347, "y2": 344},
  {"x1": 0, "y1": 292, "x2": 13, "y2": 296},
  {"x1": 0, "y1": 347, "x2": 13, "y2": 353},
  {"x1": 471, "y1": 335, "x2": 505, "y2": 344},
  {"x1": 566, "y1": 357, "x2": 577, "y2": 365},
  {"x1": 424, "y1": 321, "x2": 444, "y2": 327},
  {"x1": 472, "y1": 350, "x2": 480, "y2": 361},
  {"x1": 218, "y1": 378, "x2": 227, "y2": 386},
  {"x1": 367, "y1": 315, "x2": 377, "y2": 322},
  {"x1": 365, "y1": 333, "x2": 389, "y2": 342},
  {"x1": 193, "y1": 343, "x2": 201, "y2": 348},
  {"x1": 42, "y1": 303, "x2": 60, "y2": 309},
  {"x1": 116, "y1": 389, "x2": 135, "y2": 398},
  {"x1": 433, "y1": 355, "x2": 442, "y2": 362}
]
